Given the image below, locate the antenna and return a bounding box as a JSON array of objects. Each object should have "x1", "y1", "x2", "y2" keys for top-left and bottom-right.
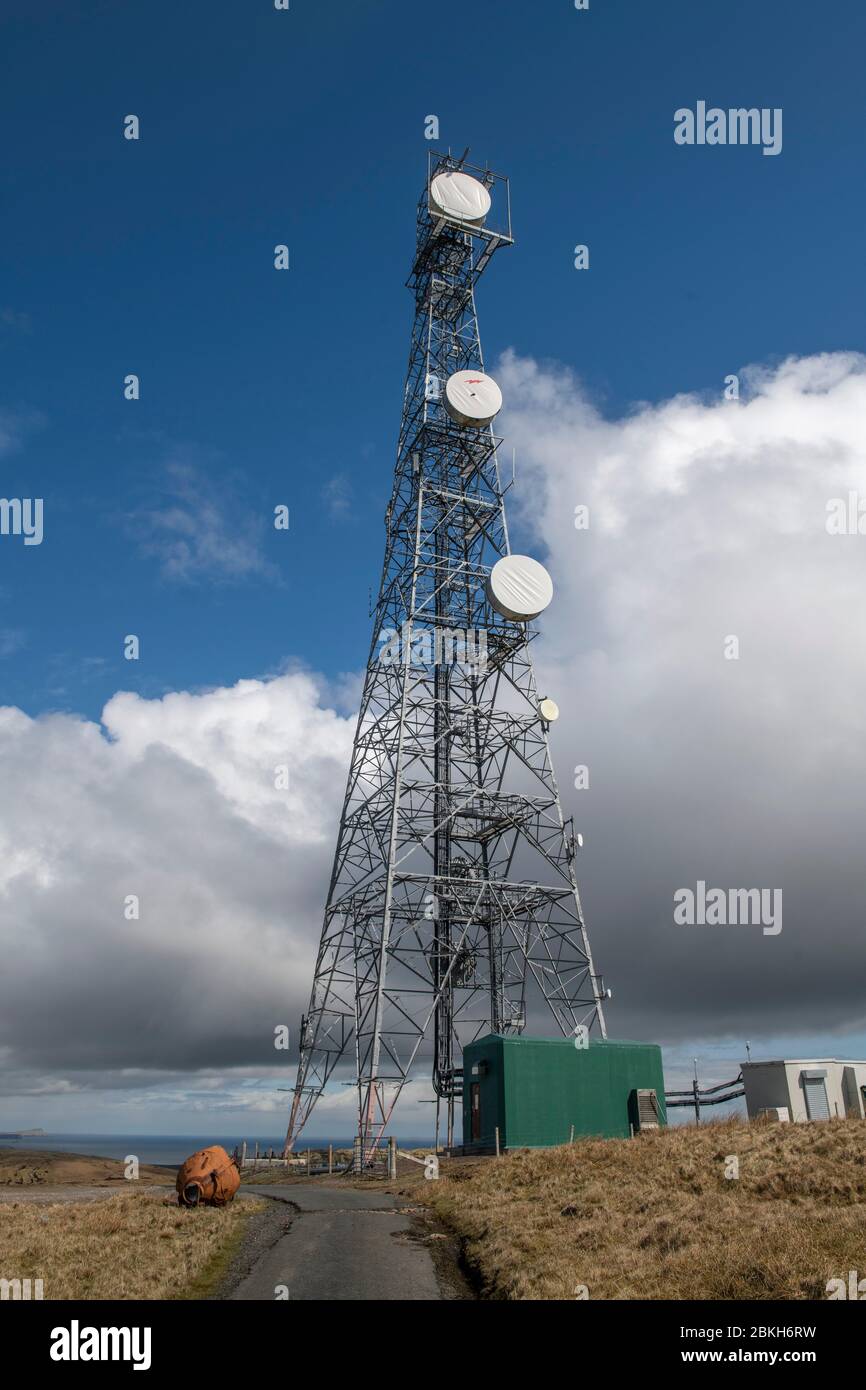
[{"x1": 284, "y1": 154, "x2": 607, "y2": 1163}]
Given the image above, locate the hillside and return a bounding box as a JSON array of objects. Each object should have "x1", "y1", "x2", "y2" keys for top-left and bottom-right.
[
  {"x1": 0, "y1": 1146, "x2": 171, "y2": 1187},
  {"x1": 400, "y1": 1117, "x2": 866, "y2": 1300}
]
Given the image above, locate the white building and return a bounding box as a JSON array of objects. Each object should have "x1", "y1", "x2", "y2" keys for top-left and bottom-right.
[{"x1": 742, "y1": 1058, "x2": 866, "y2": 1123}]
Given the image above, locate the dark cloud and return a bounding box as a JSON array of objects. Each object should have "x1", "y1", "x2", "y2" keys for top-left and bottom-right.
[{"x1": 501, "y1": 349, "x2": 866, "y2": 1049}]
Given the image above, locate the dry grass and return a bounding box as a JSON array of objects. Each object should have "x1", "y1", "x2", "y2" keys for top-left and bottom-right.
[
  {"x1": 0, "y1": 1146, "x2": 170, "y2": 1186},
  {"x1": 404, "y1": 1118, "x2": 866, "y2": 1300},
  {"x1": 0, "y1": 1191, "x2": 263, "y2": 1300}
]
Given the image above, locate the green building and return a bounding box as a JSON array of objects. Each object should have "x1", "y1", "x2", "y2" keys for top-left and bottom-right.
[{"x1": 462, "y1": 1035, "x2": 666, "y2": 1151}]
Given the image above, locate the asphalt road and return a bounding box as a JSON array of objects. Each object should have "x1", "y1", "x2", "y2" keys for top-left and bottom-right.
[{"x1": 229, "y1": 1184, "x2": 444, "y2": 1301}]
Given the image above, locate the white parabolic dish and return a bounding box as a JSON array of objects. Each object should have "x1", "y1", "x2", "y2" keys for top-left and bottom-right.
[
  {"x1": 443, "y1": 370, "x2": 502, "y2": 428},
  {"x1": 429, "y1": 170, "x2": 492, "y2": 225},
  {"x1": 486, "y1": 555, "x2": 554, "y2": 622}
]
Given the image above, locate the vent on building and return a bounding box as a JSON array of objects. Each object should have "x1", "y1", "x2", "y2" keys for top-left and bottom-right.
[
  {"x1": 757, "y1": 1106, "x2": 790, "y2": 1123},
  {"x1": 633, "y1": 1088, "x2": 660, "y2": 1131}
]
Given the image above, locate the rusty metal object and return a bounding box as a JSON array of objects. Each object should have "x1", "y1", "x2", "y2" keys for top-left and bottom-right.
[{"x1": 176, "y1": 1145, "x2": 240, "y2": 1208}]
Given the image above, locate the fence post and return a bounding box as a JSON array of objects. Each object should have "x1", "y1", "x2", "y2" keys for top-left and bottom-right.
[
  {"x1": 253, "y1": 1141, "x2": 259, "y2": 1174},
  {"x1": 240, "y1": 1141, "x2": 247, "y2": 1170},
  {"x1": 388, "y1": 1135, "x2": 397, "y2": 1180},
  {"x1": 328, "y1": 1143, "x2": 333, "y2": 1175},
  {"x1": 569, "y1": 1125, "x2": 575, "y2": 1144},
  {"x1": 494, "y1": 1126, "x2": 500, "y2": 1158}
]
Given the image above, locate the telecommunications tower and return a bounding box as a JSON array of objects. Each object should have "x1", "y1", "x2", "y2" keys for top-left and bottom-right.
[{"x1": 285, "y1": 152, "x2": 607, "y2": 1159}]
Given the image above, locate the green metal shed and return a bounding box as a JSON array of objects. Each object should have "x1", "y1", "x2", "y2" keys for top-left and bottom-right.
[{"x1": 462, "y1": 1034, "x2": 666, "y2": 1151}]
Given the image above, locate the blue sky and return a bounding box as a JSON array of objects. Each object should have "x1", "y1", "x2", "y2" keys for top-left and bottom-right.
[
  {"x1": 3, "y1": 0, "x2": 866, "y2": 1136},
  {"x1": 3, "y1": 0, "x2": 866, "y2": 718}
]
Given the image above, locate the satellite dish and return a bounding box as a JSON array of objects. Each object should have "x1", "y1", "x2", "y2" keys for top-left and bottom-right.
[
  {"x1": 486, "y1": 555, "x2": 554, "y2": 622},
  {"x1": 443, "y1": 370, "x2": 502, "y2": 428},
  {"x1": 538, "y1": 697, "x2": 559, "y2": 723},
  {"x1": 430, "y1": 170, "x2": 492, "y2": 226}
]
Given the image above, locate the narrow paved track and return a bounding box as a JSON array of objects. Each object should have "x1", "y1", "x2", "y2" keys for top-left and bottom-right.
[{"x1": 230, "y1": 1184, "x2": 443, "y2": 1301}]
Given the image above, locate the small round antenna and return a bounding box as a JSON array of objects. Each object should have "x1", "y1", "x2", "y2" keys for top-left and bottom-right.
[
  {"x1": 444, "y1": 369, "x2": 502, "y2": 428},
  {"x1": 486, "y1": 554, "x2": 554, "y2": 622}
]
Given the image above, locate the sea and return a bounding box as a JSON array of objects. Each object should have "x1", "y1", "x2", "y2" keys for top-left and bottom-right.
[{"x1": 0, "y1": 1133, "x2": 436, "y2": 1166}]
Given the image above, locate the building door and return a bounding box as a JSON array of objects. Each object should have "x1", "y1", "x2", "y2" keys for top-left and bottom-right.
[
  {"x1": 470, "y1": 1083, "x2": 481, "y2": 1141},
  {"x1": 803, "y1": 1074, "x2": 830, "y2": 1120}
]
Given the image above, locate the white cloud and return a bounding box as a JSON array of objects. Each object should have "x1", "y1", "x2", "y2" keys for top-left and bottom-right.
[
  {"x1": 0, "y1": 672, "x2": 353, "y2": 1100},
  {"x1": 100, "y1": 673, "x2": 348, "y2": 844},
  {"x1": 497, "y1": 348, "x2": 866, "y2": 1041},
  {"x1": 321, "y1": 472, "x2": 353, "y2": 520},
  {"x1": 131, "y1": 456, "x2": 278, "y2": 584},
  {"x1": 0, "y1": 629, "x2": 25, "y2": 659},
  {"x1": 0, "y1": 408, "x2": 41, "y2": 457},
  {"x1": 0, "y1": 307, "x2": 32, "y2": 335}
]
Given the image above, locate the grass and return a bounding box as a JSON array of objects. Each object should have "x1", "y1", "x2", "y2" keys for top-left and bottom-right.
[
  {"x1": 0, "y1": 1146, "x2": 170, "y2": 1186},
  {"x1": 399, "y1": 1117, "x2": 866, "y2": 1300},
  {"x1": 0, "y1": 1191, "x2": 264, "y2": 1300}
]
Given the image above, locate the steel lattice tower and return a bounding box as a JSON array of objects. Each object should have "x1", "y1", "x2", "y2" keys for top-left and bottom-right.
[{"x1": 285, "y1": 152, "x2": 607, "y2": 1160}]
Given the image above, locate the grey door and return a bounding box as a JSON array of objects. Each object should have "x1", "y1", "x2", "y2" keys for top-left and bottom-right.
[{"x1": 803, "y1": 1075, "x2": 830, "y2": 1120}]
